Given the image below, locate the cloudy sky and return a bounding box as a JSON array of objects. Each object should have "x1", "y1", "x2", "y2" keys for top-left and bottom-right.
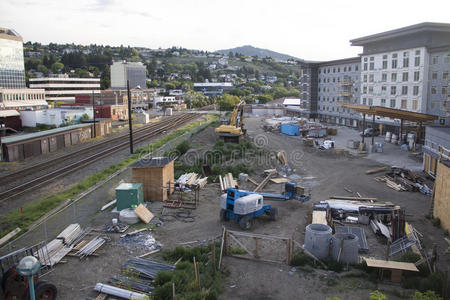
[{"x1": 1, "y1": 0, "x2": 449, "y2": 61}]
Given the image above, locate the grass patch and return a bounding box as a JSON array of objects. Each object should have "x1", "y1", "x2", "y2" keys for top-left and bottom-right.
[
  {"x1": 0, "y1": 115, "x2": 217, "y2": 239},
  {"x1": 154, "y1": 244, "x2": 228, "y2": 300}
]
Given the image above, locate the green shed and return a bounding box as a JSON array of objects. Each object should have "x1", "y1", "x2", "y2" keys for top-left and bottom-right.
[{"x1": 115, "y1": 183, "x2": 144, "y2": 211}]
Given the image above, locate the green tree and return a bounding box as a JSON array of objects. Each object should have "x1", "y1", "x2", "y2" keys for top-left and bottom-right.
[
  {"x1": 217, "y1": 94, "x2": 240, "y2": 110},
  {"x1": 37, "y1": 64, "x2": 49, "y2": 76},
  {"x1": 51, "y1": 62, "x2": 64, "y2": 74}
]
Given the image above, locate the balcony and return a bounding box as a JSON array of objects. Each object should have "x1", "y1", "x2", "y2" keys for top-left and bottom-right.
[
  {"x1": 339, "y1": 80, "x2": 353, "y2": 86},
  {"x1": 339, "y1": 91, "x2": 352, "y2": 97}
]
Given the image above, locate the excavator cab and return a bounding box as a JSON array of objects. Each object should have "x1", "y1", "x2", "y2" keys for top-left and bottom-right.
[{"x1": 215, "y1": 100, "x2": 246, "y2": 143}]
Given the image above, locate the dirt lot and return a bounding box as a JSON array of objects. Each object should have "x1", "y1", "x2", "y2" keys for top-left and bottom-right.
[{"x1": 6, "y1": 117, "x2": 448, "y2": 299}]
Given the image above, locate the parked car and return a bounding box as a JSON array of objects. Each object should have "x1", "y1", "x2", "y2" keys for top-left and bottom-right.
[{"x1": 360, "y1": 128, "x2": 380, "y2": 137}]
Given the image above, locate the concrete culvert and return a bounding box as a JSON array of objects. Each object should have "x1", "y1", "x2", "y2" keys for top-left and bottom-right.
[
  {"x1": 331, "y1": 233, "x2": 359, "y2": 264},
  {"x1": 304, "y1": 224, "x2": 332, "y2": 259}
]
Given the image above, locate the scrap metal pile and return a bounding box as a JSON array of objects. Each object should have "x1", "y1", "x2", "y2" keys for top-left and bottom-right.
[
  {"x1": 312, "y1": 196, "x2": 423, "y2": 259},
  {"x1": 94, "y1": 258, "x2": 175, "y2": 299},
  {"x1": 373, "y1": 166, "x2": 432, "y2": 195}
]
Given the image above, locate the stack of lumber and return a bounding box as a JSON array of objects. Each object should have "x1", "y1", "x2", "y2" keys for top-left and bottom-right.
[
  {"x1": 38, "y1": 239, "x2": 73, "y2": 266},
  {"x1": 176, "y1": 173, "x2": 208, "y2": 189},
  {"x1": 219, "y1": 173, "x2": 238, "y2": 192}
]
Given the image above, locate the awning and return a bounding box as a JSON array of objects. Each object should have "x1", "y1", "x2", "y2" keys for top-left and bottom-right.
[
  {"x1": 341, "y1": 104, "x2": 438, "y2": 123},
  {"x1": 0, "y1": 110, "x2": 20, "y2": 117}
]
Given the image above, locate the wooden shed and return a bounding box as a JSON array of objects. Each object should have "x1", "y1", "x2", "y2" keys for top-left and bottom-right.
[{"x1": 131, "y1": 157, "x2": 175, "y2": 201}]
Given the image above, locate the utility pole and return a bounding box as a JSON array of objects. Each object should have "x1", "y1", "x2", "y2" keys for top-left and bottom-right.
[
  {"x1": 127, "y1": 80, "x2": 134, "y2": 154},
  {"x1": 92, "y1": 91, "x2": 96, "y2": 138}
]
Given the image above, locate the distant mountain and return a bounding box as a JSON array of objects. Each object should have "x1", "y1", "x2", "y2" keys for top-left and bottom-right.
[{"x1": 216, "y1": 45, "x2": 302, "y2": 61}]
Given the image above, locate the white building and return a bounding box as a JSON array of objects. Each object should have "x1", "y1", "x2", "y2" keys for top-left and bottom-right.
[
  {"x1": 0, "y1": 88, "x2": 48, "y2": 110},
  {"x1": 0, "y1": 27, "x2": 26, "y2": 89},
  {"x1": 29, "y1": 76, "x2": 100, "y2": 104},
  {"x1": 110, "y1": 61, "x2": 147, "y2": 89},
  {"x1": 351, "y1": 22, "x2": 450, "y2": 125},
  {"x1": 20, "y1": 107, "x2": 93, "y2": 127}
]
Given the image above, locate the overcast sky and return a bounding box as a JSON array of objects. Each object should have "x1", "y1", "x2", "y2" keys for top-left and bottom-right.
[{"x1": 1, "y1": 0, "x2": 449, "y2": 61}]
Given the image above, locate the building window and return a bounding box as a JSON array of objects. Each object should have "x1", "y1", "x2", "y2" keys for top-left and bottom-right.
[
  {"x1": 401, "y1": 99, "x2": 407, "y2": 109},
  {"x1": 355, "y1": 65, "x2": 358, "y2": 71},
  {"x1": 392, "y1": 53, "x2": 398, "y2": 68},
  {"x1": 363, "y1": 74, "x2": 367, "y2": 82},
  {"x1": 412, "y1": 100, "x2": 418, "y2": 111},
  {"x1": 368, "y1": 98, "x2": 373, "y2": 105},
  {"x1": 390, "y1": 99, "x2": 396, "y2": 108},
  {"x1": 431, "y1": 86, "x2": 437, "y2": 94},
  {"x1": 444, "y1": 71, "x2": 449, "y2": 80},
  {"x1": 382, "y1": 73, "x2": 387, "y2": 82},
  {"x1": 414, "y1": 56, "x2": 420, "y2": 67},
  {"x1": 382, "y1": 55, "x2": 388, "y2": 69},
  {"x1": 432, "y1": 56, "x2": 438, "y2": 64},
  {"x1": 364, "y1": 63, "x2": 368, "y2": 71},
  {"x1": 415, "y1": 50, "x2": 421, "y2": 55},
  {"x1": 413, "y1": 86, "x2": 419, "y2": 96},
  {"x1": 333, "y1": 68, "x2": 336, "y2": 73},
  {"x1": 414, "y1": 71, "x2": 420, "y2": 81},
  {"x1": 402, "y1": 86, "x2": 408, "y2": 95},
  {"x1": 445, "y1": 54, "x2": 450, "y2": 64},
  {"x1": 369, "y1": 86, "x2": 373, "y2": 94},
  {"x1": 363, "y1": 98, "x2": 367, "y2": 105},
  {"x1": 391, "y1": 86, "x2": 396, "y2": 95},
  {"x1": 403, "y1": 57, "x2": 409, "y2": 68},
  {"x1": 442, "y1": 86, "x2": 447, "y2": 95},
  {"x1": 381, "y1": 86, "x2": 387, "y2": 94},
  {"x1": 363, "y1": 86, "x2": 367, "y2": 93},
  {"x1": 391, "y1": 73, "x2": 397, "y2": 82},
  {"x1": 370, "y1": 62, "x2": 374, "y2": 70},
  {"x1": 432, "y1": 72, "x2": 438, "y2": 80},
  {"x1": 402, "y1": 72, "x2": 408, "y2": 81},
  {"x1": 381, "y1": 99, "x2": 386, "y2": 106},
  {"x1": 369, "y1": 74, "x2": 374, "y2": 82}
]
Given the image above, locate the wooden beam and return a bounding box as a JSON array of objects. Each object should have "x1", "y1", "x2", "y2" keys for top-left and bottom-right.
[
  {"x1": 227, "y1": 230, "x2": 289, "y2": 241},
  {"x1": 0, "y1": 227, "x2": 21, "y2": 246},
  {"x1": 253, "y1": 170, "x2": 277, "y2": 192},
  {"x1": 218, "y1": 227, "x2": 226, "y2": 270}
]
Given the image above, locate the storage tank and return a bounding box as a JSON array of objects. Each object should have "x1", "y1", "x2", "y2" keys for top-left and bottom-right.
[
  {"x1": 304, "y1": 224, "x2": 332, "y2": 259},
  {"x1": 331, "y1": 233, "x2": 359, "y2": 264}
]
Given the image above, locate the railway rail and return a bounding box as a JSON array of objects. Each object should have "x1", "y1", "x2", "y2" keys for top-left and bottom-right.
[{"x1": 0, "y1": 113, "x2": 202, "y2": 202}]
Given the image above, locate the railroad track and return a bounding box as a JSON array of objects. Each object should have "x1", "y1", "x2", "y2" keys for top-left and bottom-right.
[{"x1": 0, "y1": 113, "x2": 202, "y2": 202}]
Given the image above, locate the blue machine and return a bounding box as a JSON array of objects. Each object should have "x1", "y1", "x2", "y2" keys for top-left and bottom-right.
[{"x1": 220, "y1": 182, "x2": 310, "y2": 230}]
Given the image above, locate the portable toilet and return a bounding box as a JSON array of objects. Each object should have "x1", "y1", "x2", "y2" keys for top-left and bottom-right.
[{"x1": 115, "y1": 183, "x2": 144, "y2": 211}]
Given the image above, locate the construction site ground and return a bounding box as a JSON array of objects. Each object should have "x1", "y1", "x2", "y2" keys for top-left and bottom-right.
[{"x1": 8, "y1": 117, "x2": 448, "y2": 299}]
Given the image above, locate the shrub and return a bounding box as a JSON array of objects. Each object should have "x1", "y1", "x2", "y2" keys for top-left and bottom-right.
[
  {"x1": 413, "y1": 290, "x2": 443, "y2": 300},
  {"x1": 395, "y1": 252, "x2": 421, "y2": 263},
  {"x1": 290, "y1": 252, "x2": 312, "y2": 267},
  {"x1": 370, "y1": 290, "x2": 387, "y2": 300},
  {"x1": 175, "y1": 140, "x2": 190, "y2": 156}
]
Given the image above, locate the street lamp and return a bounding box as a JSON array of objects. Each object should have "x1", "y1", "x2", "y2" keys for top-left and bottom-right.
[{"x1": 17, "y1": 256, "x2": 41, "y2": 300}]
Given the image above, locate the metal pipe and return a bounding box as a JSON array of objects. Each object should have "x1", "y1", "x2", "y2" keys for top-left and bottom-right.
[{"x1": 94, "y1": 283, "x2": 148, "y2": 299}]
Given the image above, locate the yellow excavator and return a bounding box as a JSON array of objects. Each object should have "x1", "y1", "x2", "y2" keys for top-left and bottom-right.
[{"x1": 215, "y1": 99, "x2": 246, "y2": 143}]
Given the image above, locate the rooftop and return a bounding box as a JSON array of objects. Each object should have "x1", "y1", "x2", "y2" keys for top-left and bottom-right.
[
  {"x1": 1, "y1": 123, "x2": 91, "y2": 144},
  {"x1": 130, "y1": 157, "x2": 176, "y2": 168},
  {"x1": 194, "y1": 82, "x2": 233, "y2": 87},
  {"x1": 351, "y1": 22, "x2": 450, "y2": 46},
  {"x1": 0, "y1": 28, "x2": 22, "y2": 42}
]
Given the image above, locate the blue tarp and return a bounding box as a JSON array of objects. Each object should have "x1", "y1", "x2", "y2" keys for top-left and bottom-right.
[{"x1": 280, "y1": 123, "x2": 300, "y2": 136}]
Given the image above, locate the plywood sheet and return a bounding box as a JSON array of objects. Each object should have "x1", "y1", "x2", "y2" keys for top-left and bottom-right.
[
  {"x1": 134, "y1": 204, "x2": 154, "y2": 224},
  {"x1": 364, "y1": 258, "x2": 419, "y2": 272},
  {"x1": 311, "y1": 210, "x2": 327, "y2": 225},
  {"x1": 434, "y1": 161, "x2": 450, "y2": 231},
  {"x1": 270, "y1": 178, "x2": 288, "y2": 184}
]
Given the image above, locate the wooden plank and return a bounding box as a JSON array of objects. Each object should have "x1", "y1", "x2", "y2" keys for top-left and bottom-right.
[
  {"x1": 253, "y1": 170, "x2": 277, "y2": 193},
  {"x1": 311, "y1": 211, "x2": 327, "y2": 225},
  {"x1": 365, "y1": 166, "x2": 388, "y2": 175},
  {"x1": 364, "y1": 258, "x2": 419, "y2": 272},
  {"x1": 120, "y1": 228, "x2": 147, "y2": 238},
  {"x1": 72, "y1": 240, "x2": 88, "y2": 251},
  {"x1": 138, "y1": 249, "x2": 161, "y2": 258},
  {"x1": 247, "y1": 177, "x2": 259, "y2": 186},
  {"x1": 227, "y1": 230, "x2": 289, "y2": 241},
  {"x1": 218, "y1": 227, "x2": 226, "y2": 270},
  {"x1": 134, "y1": 204, "x2": 154, "y2": 224},
  {"x1": 270, "y1": 177, "x2": 288, "y2": 184},
  {"x1": 0, "y1": 227, "x2": 21, "y2": 246}
]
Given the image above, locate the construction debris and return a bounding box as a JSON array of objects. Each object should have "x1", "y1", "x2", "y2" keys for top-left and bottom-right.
[
  {"x1": 94, "y1": 283, "x2": 148, "y2": 300},
  {"x1": 176, "y1": 173, "x2": 208, "y2": 190},
  {"x1": 0, "y1": 227, "x2": 21, "y2": 246},
  {"x1": 118, "y1": 231, "x2": 161, "y2": 251},
  {"x1": 75, "y1": 236, "x2": 109, "y2": 259},
  {"x1": 253, "y1": 170, "x2": 277, "y2": 192},
  {"x1": 220, "y1": 173, "x2": 238, "y2": 192},
  {"x1": 123, "y1": 258, "x2": 175, "y2": 280},
  {"x1": 365, "y1": 166, "x2": 388, "y2": 175},
  {"x1": 373, "y1": 167, "x2": 431, "y2": 194}
]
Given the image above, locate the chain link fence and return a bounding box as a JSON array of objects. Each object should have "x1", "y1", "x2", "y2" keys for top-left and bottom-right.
[{"x1": 0, "y1": 119, "x2": 214, "y2": 257}]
